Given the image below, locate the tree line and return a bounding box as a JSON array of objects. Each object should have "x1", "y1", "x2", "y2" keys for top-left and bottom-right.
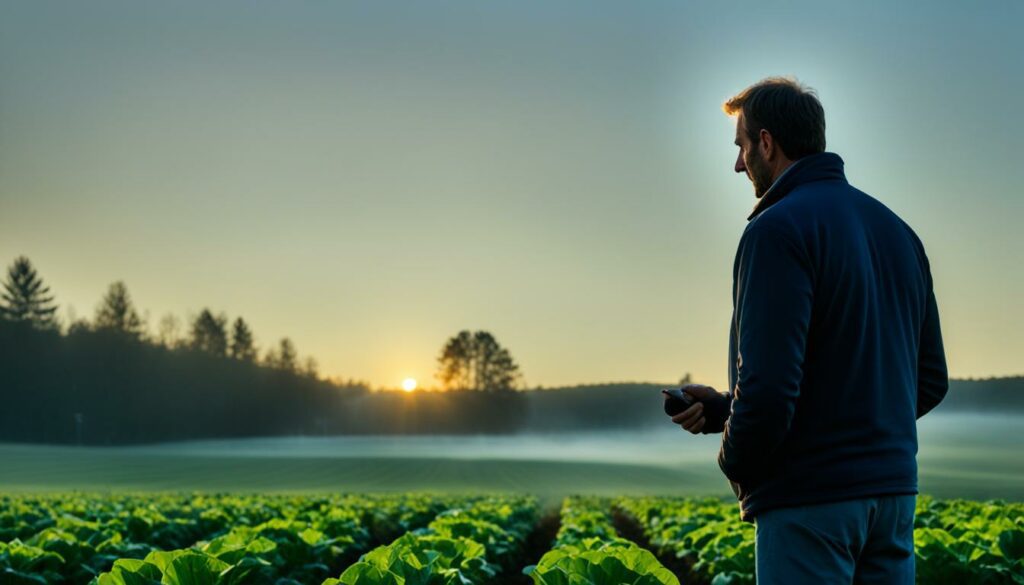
[
  {"x1": 0, "y1": 255, "x2": 528, "y2": 444},
  {"x1": 3, "y1": 256, "x2": 322, "y2": 377}
]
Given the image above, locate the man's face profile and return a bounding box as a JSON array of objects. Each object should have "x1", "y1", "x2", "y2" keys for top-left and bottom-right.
[{"x1": 734, "y1": 114, "x2": 774, "y2": 199}]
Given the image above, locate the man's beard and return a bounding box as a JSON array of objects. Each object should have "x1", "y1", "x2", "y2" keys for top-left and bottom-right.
[{"x1": 747, "y1": 148, "x2": 774, "y2": 199}]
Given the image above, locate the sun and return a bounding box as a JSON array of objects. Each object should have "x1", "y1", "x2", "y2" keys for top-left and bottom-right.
[{"x1": 401, "y1": 378, "x2": 417, "y2": 392}]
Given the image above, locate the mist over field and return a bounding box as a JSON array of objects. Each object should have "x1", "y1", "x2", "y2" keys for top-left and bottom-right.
[{"x1": 2, "y1": 411, "x2": 1021, "y2": 503}]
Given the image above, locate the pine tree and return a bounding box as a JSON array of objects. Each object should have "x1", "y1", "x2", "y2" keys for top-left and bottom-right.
[
  {"x1": 277, "y1": 338, "x2": 298, "y2": 372},
  {"x1": 190, "y1": 309, "x2": 228, "y2": 357},
  {"x1": 0, "y1": 256, "x2": 58, "y2": 329},
  {"x1": 302, "y1": 355, "x2": 319, "y2": 379},
  {"x1": 94, "y1": 281, "x2": 144, "y2": 337},
  {"x1": 229, "y1": 317, "x2": 257, "y2": 362},
  {"x1": 264, "y1": 337, "x2": 298, "y2": 372}
]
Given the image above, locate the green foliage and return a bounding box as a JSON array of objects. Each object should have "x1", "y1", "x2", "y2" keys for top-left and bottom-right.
[
  {"x1": 0, "y1": 539, "x2": 66, "y2": 584},
  {"x1": 525, "y1": 537, "x2": 678, "y2": 585},
  {"x1": 4, "y1": 492, "x2": 1021, "y2": 584},
  {"x1": 2, "y1": 493, "x2": 453, "y2": 585},
  {"x1": 523, "y1": 497, "x2": 679, "y2": 585},
  {"x1": 620, "y1": 495, "x2": 1024, "y2": 585},
  {"x1": 95, "y1": 558, "x2": 162, "y2": 585},
  {"x1": 913, "y1": 495, "x2": 1024, "y2": 584},
  {"x1": 322, "y1": 495, "x2": 537, "y2": 585},
  {"x1": 335, "y1": 533, "x2": 494, "y2": 585},
  {"x1": 616, "y1": 496, "x2": 762, "y2": 585}
]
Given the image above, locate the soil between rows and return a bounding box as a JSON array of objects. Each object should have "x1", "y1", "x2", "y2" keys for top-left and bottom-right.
[
  {"x1": 610, "y1": 506, "x2": 709, "y2": 585},
  {"x1": 494, "y1": 506, "x2": 561, "y2": 585}
]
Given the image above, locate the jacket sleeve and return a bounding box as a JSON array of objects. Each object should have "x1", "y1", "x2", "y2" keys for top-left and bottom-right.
[
  {"x1": 718, "y1": 223, "x2": 813, "y2": 485},
  {"x1": 916, "y1": 253, "x2": 948, "y2": 418},
  {"x1": 700, "y1": 391, "x2": 732, "y2": 434}
]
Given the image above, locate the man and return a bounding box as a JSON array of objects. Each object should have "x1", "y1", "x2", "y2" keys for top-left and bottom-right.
[{"x1": 669, "y1": 77, "x2": 949, "y2": 584}]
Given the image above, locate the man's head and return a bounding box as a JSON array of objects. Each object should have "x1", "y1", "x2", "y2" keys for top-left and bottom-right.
[{"x1": 723, "y1": 76, "x2": 826, "y2": 198}]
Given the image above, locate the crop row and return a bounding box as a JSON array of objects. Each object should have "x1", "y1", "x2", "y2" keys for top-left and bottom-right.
[
  {"x1": 913, "y1": 495, "x2": 1024, "y2": 584},
  {"x1": 327, "y1": 495, "x2": 537, "y2": 584},
  {"x1": 93, "y1": 495, "x2": 529, "y2": 585},
  {"x1": 523, "y1": 496, "x2": 677, "y2": 585},
  {"x1": 616, "y1": 495, "x2": 1024, "y2": 585},
  {"x1": 3, "y1": 493, "x2": 1021, "y2": 584},
  {"x1": 0, "y1": 493, "x2": 456, "y2": 584},
  {"x1": 615, "y1": 496, "x2": 753, "y2": 585}
]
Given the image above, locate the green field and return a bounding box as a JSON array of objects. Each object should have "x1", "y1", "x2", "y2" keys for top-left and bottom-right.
[
  {"x1": 2, "y1": 413, "x2": 1024, "y2": 504},
  {"x1": 2, "y1": 448, "x2": 1023, "y2": 502},
  {"x1": 0, "y1": 446, "x2": 723, "y2": 508},
  {"x1": 2, "y1": 492, "x2": 1021, "y2": 584},
  {"x1": 3, "y1": 416, "x2": 1023, "y2": 584}
]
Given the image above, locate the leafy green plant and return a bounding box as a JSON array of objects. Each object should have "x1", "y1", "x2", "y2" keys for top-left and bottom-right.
[
  {"x1": 616, "y1": 496, "x2": 755, "y2": 585},
  {"x1": 523, "y1": 497, "x2": 679, "y2": 585},
  {"x1": 323, "y1": 495, "x2": 537, "y2": 585},
  {"x1": 913, "y1": 495, "x2": 1024, "y2": 584}
]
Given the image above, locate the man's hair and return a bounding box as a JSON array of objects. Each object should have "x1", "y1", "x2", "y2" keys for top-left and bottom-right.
[{"x1": 723, "y1": 76, "x2": 826, "y2": 160}]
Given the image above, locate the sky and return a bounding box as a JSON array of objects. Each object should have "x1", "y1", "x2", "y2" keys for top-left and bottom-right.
[{"x1": 1, "y1": 1, "x2": 1021, "y2": 391}]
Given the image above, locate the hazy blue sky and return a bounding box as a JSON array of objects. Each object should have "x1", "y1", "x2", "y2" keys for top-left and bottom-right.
[{"x1": 2, "y1": 1, "x2": 1021, "y2": 390}]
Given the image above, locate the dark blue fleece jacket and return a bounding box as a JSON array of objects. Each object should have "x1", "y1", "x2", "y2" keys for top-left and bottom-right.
[{"x1": 704, "y1": 151, "x2": 949, "y2": 523}]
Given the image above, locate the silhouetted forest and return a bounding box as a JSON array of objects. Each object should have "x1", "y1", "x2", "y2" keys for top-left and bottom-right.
[
  {"x1": 0, "y1": 317, "x2": 533, "y2": 444},
  {"x1": 1, "y1": 317, "x2": 1021, "y2": 445},
  {"x1": 1, "y1": 255, "x2": 1020, "y2": 445},
  {"x1": 0, "y1": 255, "x2": 531, "y2": 444}
]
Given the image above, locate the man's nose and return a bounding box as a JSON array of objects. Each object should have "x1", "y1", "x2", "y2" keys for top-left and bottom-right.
[{"x1": 735, "y1": 152, "x2": 746, "y2": 174}]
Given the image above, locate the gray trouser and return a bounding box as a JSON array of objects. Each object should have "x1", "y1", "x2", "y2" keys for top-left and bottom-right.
[{"x1": 754, "y1": 494, "x2": 916, "y2": 585}]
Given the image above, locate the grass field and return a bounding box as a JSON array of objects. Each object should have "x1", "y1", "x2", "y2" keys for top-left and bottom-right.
[{"x1": 0, "y1": 447, "x2": 725, "y2": 509}]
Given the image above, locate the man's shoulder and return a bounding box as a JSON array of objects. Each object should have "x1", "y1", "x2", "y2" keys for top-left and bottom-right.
[
  {"x1": 743, "y1": 204, "x2": 802, "y2": 241},
  {"x1": 750, "y1": 181, "x2": 920, "y2": 244},
  {"x1": 737, "y1": 214, "x2": 805, "y2": 261},
  {"x1": 840, "y1": 184, "x2": 928, "y2": 254}
]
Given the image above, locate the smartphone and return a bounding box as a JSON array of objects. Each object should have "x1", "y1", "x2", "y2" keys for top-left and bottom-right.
[{"x1": 662, "y1": 387, "x2": 695, "y2": 416}]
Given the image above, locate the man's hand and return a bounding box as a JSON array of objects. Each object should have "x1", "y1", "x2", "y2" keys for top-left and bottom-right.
[{"x1": 669, "y1": 384, "x2": 721, "y2": 434}]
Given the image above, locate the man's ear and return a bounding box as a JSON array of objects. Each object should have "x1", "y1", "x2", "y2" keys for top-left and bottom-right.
[{"x1": 759, "y1": 129, "x2": 775, "y2": 161}]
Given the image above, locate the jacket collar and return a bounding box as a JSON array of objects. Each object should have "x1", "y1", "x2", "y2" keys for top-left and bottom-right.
[{"x1": 747, "y1": 151, "x2": 847, "y2": 221}]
